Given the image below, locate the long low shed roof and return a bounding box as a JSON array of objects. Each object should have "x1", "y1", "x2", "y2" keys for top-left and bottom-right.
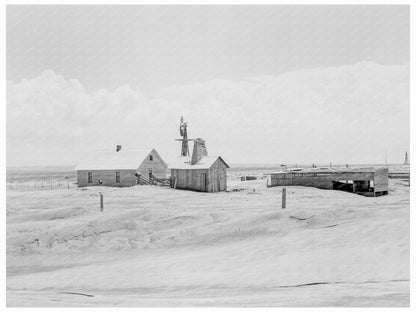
[
  {"x1": 271, "y1": 167, "x2": 388, "y2": 175},
  {"x1": 76, "y1": 148, "x2": 155, "y2": 171}
]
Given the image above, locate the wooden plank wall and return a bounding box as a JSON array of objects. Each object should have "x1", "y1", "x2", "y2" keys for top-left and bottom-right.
[
  {"x1": 270, "y1": 175, "x2": 334, "y2": 190},
  {"x1": 270, "y1": 171, "x2": 377, "y2": 191},
  {"x1": 171, "y1": 159, "x2": 228, "y2": 192},
  {"x1": 137, "y1": 151, "x2": 167, "y2": 178},
  {"x1": 77, "y1": 169, "x2": 137, "y2": 187},
  {"x1": 208, "y1": 158, "x2": 228, "y2": 192},
  {"x1": 374, "y1": 168, "x2": 389, "y2": 192},
  {"x1": 171, "y1": 168, "x2": 209, "y2": 192}
]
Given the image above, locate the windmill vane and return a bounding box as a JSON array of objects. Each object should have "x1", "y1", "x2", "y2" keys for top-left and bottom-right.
[{"x1": 175, "y1": 116, "x2": 193, "y2": 156}]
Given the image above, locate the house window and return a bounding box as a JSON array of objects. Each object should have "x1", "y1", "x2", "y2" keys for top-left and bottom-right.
[
  {"x1": 149, "y1": 155, "x2": 153, "y2": 161},
  {"x1": 88, "y1": 172, "x2": 92, "y2": 183},
  {"x1": 116, "y1": 171, "x2": 120, "y2": 183}
]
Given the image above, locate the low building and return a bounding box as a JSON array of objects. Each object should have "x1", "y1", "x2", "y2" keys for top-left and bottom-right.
[
  {"x1": 269, "y1": 167, "x2": 388, "y2": 197},
  {"x1": 169, "y1": 138, "x2": 229, "y2": 192},
  {"x1": 76, "y1": 146, "x2": 167, "y2": 187},
  {"x1": 170, "y1": 156, "x2": 229, "y2": 192}
]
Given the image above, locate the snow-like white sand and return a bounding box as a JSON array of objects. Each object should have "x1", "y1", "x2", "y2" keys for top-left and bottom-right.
[{"x1": 6, "y1": 175, "x2": 409, "y2": 306}]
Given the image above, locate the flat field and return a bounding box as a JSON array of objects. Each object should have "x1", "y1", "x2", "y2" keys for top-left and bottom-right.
[{"x1": 6, "y1": 167, "x2": 410, "y2": 307}]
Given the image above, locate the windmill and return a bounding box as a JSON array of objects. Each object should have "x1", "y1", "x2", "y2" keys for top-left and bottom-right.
[{"x1": 175, "y1": 116, "x2": 193, "y2": 156}]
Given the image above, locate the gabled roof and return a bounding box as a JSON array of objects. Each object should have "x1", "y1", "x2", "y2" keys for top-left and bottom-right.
[
  {"x1": 168, "y1": 156, "x2": 230, "y2": 170},
  {"x1": 75, "y1": 148, "x2": 162, "y2": 171}
]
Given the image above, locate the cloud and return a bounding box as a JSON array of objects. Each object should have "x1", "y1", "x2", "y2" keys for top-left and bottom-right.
[
  {"x1": 7, "y1": 70, "x2": 156, "y2": 166},
  {"x1": 6, "y1": 62, "x2": 409, "y2": 166}
]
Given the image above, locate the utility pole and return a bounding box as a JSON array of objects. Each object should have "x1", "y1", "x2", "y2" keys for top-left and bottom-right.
[
  {"x1": 99, "y1": 193, "x2": 104, "y2": 212},
  {"x1": 404, "y1": 151, "x2": 409, "y2": 165}
]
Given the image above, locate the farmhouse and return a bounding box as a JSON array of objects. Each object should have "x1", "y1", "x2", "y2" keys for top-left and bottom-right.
[
  {"x1": 269, "y1": 167, "x2": 389, "y2": 197},
  {"x1": 76, "y1": 146, "x2": 167, "y2": 187},
  {"x1": 169, "y1": 138, "x2": 229, "y2": 192}
]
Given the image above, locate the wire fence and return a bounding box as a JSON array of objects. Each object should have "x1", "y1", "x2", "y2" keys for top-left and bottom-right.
[{"x1": 7, "y1": 179, "x2": 77, "y2": 191}]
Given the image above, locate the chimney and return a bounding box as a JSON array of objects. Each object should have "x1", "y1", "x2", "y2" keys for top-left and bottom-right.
[
  {"x1": 116, "y1": 145, "x2": 122, "y2": 152},
  {"x1": 191, "y1": 138, "x2": 208, "y2": 165}
]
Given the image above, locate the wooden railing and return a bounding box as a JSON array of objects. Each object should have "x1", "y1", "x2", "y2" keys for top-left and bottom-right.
[
  {"x1": 137, "y1": 175, "x2": 150, "y2": 185},
  {"x1": 151, "y1": 177, "x2": 172, "y2": 186}
]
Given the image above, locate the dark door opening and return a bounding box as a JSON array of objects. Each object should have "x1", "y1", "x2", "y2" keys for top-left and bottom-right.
[
  {"x1": 332, "y1": 180, "x2": 353, "y2": 192},
  {"x1": 354, "y1": 180, "x2": 371, "y2": 192}
]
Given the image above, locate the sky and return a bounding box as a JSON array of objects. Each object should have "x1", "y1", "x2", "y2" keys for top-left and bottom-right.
[{"x1": 6, "y1": 5, "x2": 410, "y2": 166}]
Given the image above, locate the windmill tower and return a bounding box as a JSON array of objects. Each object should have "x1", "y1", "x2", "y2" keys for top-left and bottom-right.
[
  {"x1": 404, "y1": 151, "x2": 409, "y2": 165},
  {"x1": 175, "y1": 116, "x2": 193, "y2": 156}
]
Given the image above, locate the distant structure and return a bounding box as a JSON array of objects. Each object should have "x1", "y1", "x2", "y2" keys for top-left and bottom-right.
[
  {"x1": 170, "y1": 123, "x2": 229, "y2": 192},
  {"x1": 76, "y1": 146, "x2": 167, "y2": 187},
  {"x1": 404, "y1": 152, "x2": 409, "y2": 165},
  {"x1": 175, "y1": 116, "x2": 193, "y2": 156},
  {"x1": 269, "y1": 167, "x2": 389, "y2": 197}
]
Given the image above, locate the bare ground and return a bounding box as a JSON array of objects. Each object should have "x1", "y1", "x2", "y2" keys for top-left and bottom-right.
[{"x1": 6, "y1": 174, "x2": 410, "y2": 307}]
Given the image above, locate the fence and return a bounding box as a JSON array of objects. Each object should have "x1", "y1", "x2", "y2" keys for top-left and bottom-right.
[
  {"x1": 7, "y1": 179, "x2": 77, "y2": 191},
  {"x1": 151, "y1": 177, "x2": 171, "y2": 187}
]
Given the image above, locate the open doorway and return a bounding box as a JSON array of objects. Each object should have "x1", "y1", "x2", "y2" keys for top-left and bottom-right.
[
  {"x1": 333, "y1": 180, "x2": 374, "y2": 194},
  {"x1": 332, "y1": 180, "x2": 353, "y2": 192}
]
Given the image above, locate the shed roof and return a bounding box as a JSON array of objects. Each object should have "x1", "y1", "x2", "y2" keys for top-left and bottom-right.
[
  {"x1": 76, "y1": 148, "x2": 159, "y2": 171},
  {"x1": 168, "y1": 156, "x2": 230, "y2": 170},
  {"x1": 271, "y1": 167, "x2": 387, "y2": 175}
]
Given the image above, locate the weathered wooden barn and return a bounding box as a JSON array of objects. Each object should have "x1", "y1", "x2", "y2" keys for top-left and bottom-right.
[
  {"x1": 169, "y1": 156, "x2": 229, "y2": 192},
  {"x1": 169, "y1": 137, "x2": 229, "y2": 192},
  {"x1": 76, "y1": 146, "x2": 167, "y2": 187},
  {"x1": 269, "y1": 167, "x2": 388, "y2": 197}
]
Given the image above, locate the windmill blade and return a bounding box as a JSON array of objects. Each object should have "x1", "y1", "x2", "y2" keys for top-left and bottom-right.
[{"x1": 175, "y1": 138, "x2": 194, "y2": 141}]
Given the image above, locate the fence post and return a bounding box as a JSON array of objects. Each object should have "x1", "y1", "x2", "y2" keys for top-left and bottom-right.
[
  {"x1": 282, "y1": 188, "x2": 286, "y2": 209},
  {"x1": 100, "y1": 192, "x2": 104, "y2": 212}
]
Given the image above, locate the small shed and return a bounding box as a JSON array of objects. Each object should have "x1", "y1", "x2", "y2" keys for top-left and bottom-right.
[
  {"x1": 76, "y1": 146, "x2": 167, "y2": 187},
  {"x1": 169, "y1": 156, "x2": 229, "y2": 192},
  {"x1": 269, "y1": 167, "x2": 388, "y2": 197}
]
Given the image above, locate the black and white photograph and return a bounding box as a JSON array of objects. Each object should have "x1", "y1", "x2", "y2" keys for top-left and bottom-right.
[{"x1": 4, "y1": 2, "x2": 413, "y2": 307}]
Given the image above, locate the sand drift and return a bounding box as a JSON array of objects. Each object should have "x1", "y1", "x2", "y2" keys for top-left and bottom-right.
[{"x1": 6, "y1": 177, "x2": 410, "y2": 306}]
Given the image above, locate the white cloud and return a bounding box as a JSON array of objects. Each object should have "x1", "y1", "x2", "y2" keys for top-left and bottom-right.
[{"x1": 6, "y1": 62, "x2": 409, "y2": 166}]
